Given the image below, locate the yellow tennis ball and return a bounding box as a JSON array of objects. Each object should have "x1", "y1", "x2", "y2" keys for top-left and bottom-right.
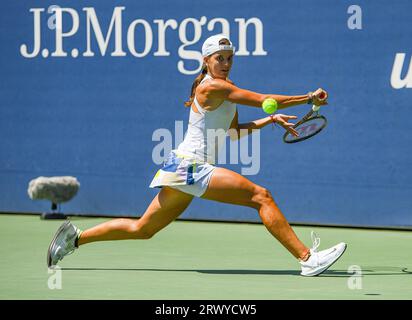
[{"x1": 262, "y1": 98, "x2": 278, "y2": 114}]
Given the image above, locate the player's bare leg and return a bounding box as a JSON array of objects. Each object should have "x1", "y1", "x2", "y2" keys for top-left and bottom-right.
[
  {"x1": 78, "y1": 186, "x2": 194, "y2": 245},
  {"x1": 201, "y1": 167, "x2": 310, "y2": 260},
  {"x1": 48, "y1": 186, "x2": 194, "y2": 267}
]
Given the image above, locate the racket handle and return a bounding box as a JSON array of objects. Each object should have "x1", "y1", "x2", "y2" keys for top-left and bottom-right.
[{"x1": 312, "y1": 91, "x2": 326, "y2": 112}]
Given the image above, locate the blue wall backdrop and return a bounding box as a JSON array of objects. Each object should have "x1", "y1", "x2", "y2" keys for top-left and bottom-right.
[{"x1": 1, "y1": 0, "x2": 411, "y2": 228}]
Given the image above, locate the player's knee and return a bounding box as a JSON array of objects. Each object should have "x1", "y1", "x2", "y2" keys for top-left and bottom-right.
[
  {"x1": 141, "y1": 232, "x2": 155, "y2": 240},
  {"x1": 252, "y1": 186, "x2": 274, "y2": 208},
  {"x1": 129, "y1": 222, "x2": 156, "y2": 240},
  {"x1": 139, "y1": 228, "x2": 155, "y2": 239}
]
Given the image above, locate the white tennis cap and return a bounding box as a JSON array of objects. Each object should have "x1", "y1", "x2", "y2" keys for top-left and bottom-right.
[{"x1": 201, "y1": 34, "x2": 235, "y2": 57}]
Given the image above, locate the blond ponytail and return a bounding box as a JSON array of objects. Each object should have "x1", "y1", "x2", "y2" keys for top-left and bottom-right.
[{"x1": 184, "y1": 64, "x2": 208, "y2": 107}]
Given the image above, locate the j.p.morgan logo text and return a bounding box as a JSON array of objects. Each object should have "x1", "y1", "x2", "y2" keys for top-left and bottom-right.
[{"x1": 20, "y1": 6, "x2": 267, "y2": 75}]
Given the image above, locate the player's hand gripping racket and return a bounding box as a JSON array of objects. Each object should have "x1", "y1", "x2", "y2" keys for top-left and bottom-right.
[{"x1": 283, "y1": 92, "x2": 328, "y2": 143}]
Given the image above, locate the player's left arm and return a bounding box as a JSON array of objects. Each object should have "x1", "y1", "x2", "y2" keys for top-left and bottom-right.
[{"x1": 228, "y1": 109, "x2": 298, "y2": 141}]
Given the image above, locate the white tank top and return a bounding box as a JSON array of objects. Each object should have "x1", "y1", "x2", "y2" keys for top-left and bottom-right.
[{"x1": 176, "y1": 74, "x2": 237, "y2": 164}]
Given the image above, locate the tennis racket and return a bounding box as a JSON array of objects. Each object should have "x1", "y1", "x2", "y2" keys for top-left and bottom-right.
[{"x1": 283, "y1": 94, "x2": 328, "y2": 143}]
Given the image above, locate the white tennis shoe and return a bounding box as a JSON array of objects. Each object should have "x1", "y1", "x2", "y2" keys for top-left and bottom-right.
[
  {"x1": 300, "y1": 231, "x2": 347, "y2": 276},
  {"x1": 47, "y1": 220, "x2": 82, "y2": 268}
]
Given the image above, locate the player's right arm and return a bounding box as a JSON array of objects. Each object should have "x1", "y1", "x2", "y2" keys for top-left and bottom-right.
[{"x1": 202, "y1": 79, "x2": 327, "y2": 109}]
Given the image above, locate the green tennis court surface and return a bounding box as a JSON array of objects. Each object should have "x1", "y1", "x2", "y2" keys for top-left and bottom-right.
[{"x1": 0, "y1": 214, "x2": 411, "y2": 300}]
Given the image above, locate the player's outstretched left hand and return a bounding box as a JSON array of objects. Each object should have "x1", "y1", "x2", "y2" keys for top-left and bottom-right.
[{"x1": 273, "y1": 114, "x2": 299, "y2": 137}]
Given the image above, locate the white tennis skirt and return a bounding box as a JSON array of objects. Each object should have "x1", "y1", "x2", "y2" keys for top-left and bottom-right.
[{"x1": 149, "y1": 150, "x2": 216, "y2": 197}]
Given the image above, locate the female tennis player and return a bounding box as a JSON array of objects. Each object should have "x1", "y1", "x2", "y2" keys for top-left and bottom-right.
[{"x1": 47, "y1": 34, "x2": 346, "y2": 276}]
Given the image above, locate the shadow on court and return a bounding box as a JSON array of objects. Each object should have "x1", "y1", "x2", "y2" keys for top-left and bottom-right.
[{"x1": 61, "y1": 266, "x2": 412, "y2": 277}]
